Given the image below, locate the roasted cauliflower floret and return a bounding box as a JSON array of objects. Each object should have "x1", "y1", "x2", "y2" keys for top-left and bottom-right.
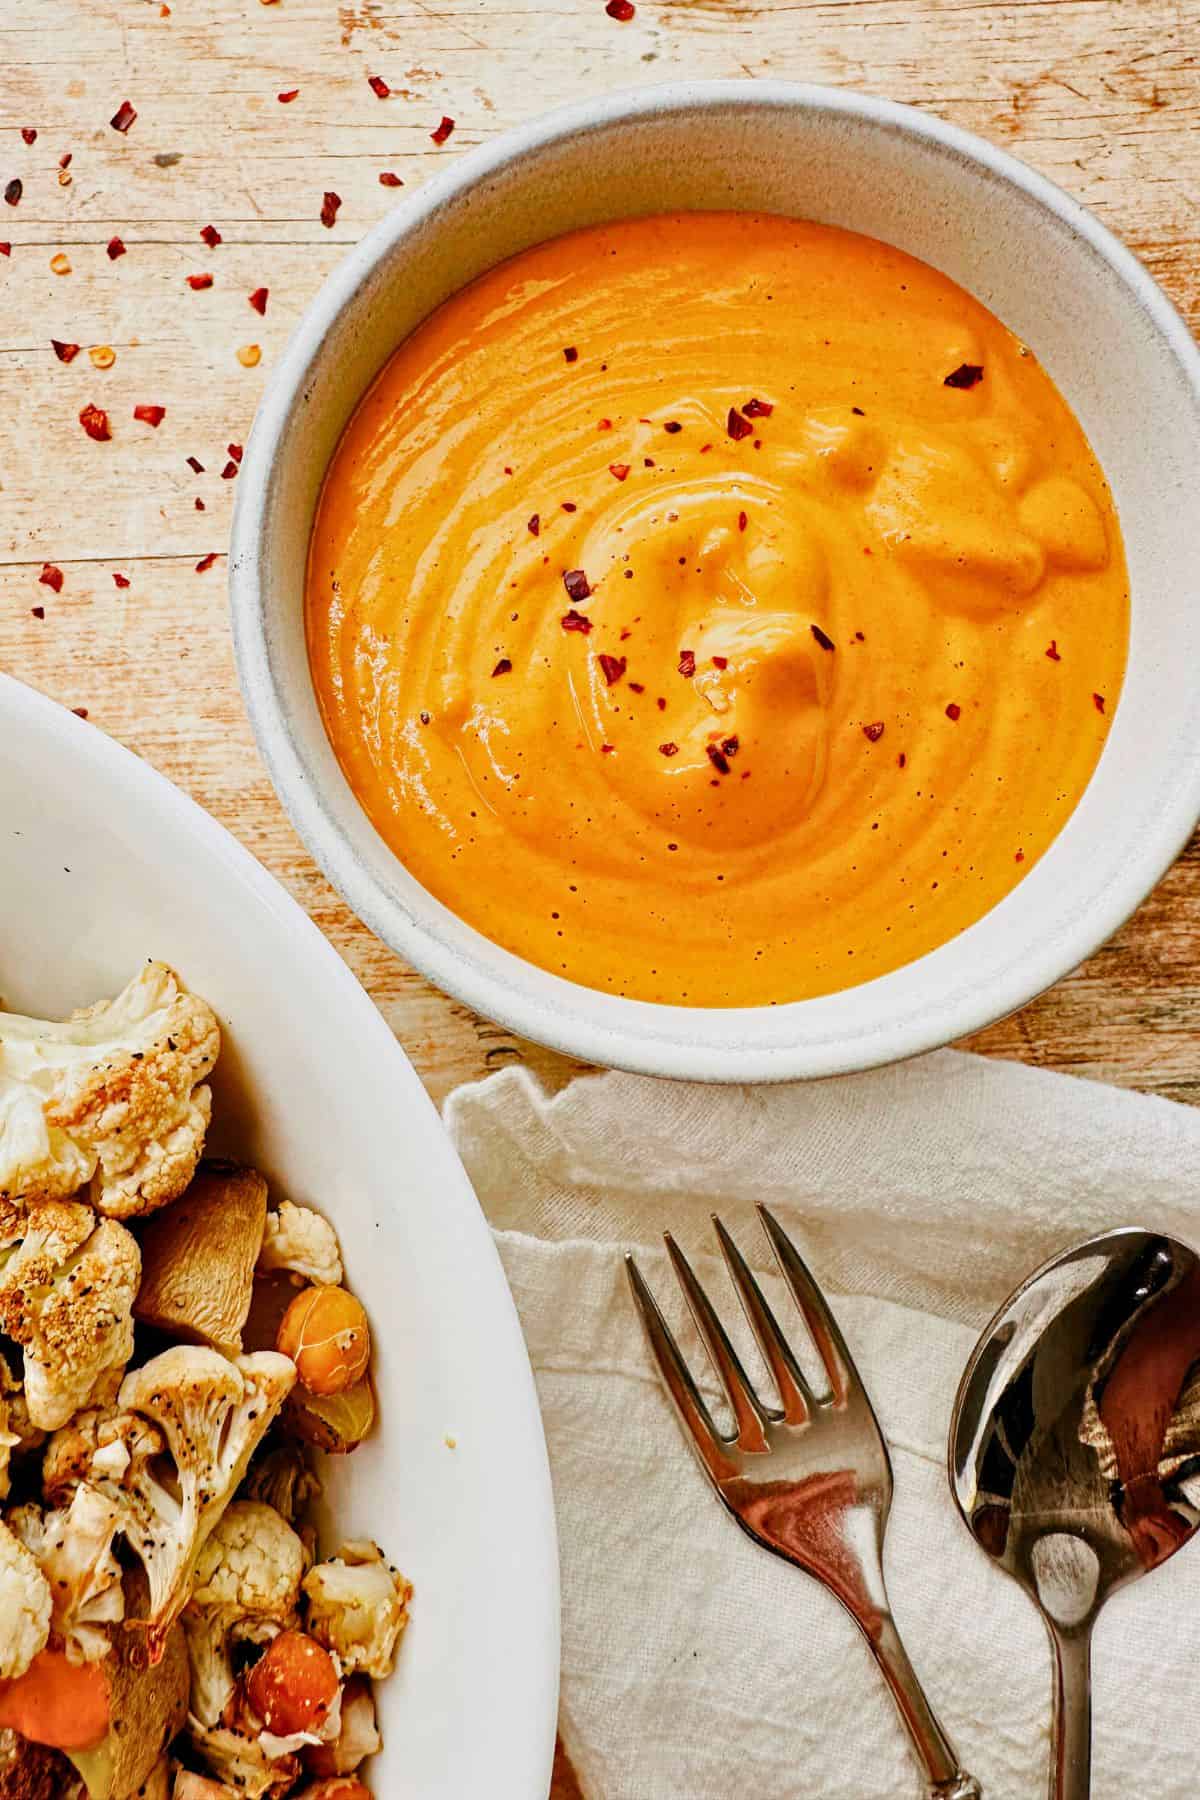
[
  {"x1": 0, "y1": 1202, "x2": 140, "y2": 1430},
  {"x1": 0, "y1": 962, "x2": 219, "y2": 1218},
  {"x1": 40, "y1": 1368, "x2": 125, "y2": 1506},
  {"x1": 88, "y1": 1346, "x2": 296, "y2": 1661},
  {"x1": 257, "y1": 1204, "x2": 343, "y2": 1289},
  {"x1": 0, "y1": 1518, "x2": 51, "y2": 1679},
  {"x1": 183, "y1": 1721, "x2": 299, "y2": 1800},
  {"x1": 302, "y1": 1541, "x2": 411, "y2": 1679},
  {"x1": 184, "y1": 1501, "x2": 306, "y2": 1728},
  {"x1": 8, "y1": 1487, "x2": 125, "y2": 1664}
]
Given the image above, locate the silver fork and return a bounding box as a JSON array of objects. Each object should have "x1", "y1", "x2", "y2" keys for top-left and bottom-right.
[{"x1": 626, "y1": 1205, "x2": 981, "y2": 1800}]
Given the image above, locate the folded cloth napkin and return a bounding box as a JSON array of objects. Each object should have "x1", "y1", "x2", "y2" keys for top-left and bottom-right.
[{"x1": 444, "y1": 1050, "x2": 1200, "y2": 1800}]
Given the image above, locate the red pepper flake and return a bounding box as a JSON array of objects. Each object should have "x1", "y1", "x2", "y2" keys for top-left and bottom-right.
[
  {"x1": 678, "y1": 648, "x2": 696, "y2": 678},
  {"x1": 606, "y1": 0, "x2": 636, "y2": 16},
  {"x1": 706, "y1": 743, "x2": 731, "y2": 775},
  {"x1": 663, "y1": 420, "x2": 682, "y2": 435},
  {"x1": 563, "y1": 568, "x2": 592, "y2": 602},
  {"x1": 597, "y1": 417, "x2": 613, "y2": 431},
  {"x1": 563, "y1": 346, "x2": 578, "y2": 364},
  {"x1": 561, "y1": 609, "x2": 593, "y2": 634},
  {"x1": 200, "y1": 223, "x2": 222, "y2": 247},
  {"x1": 527, "y1": 514, "x2": 540, "y2": 537},
  {"x1": 600, "y1": 743, "x2": 615, "y2": 754},
  {"x1": 39, "y1": 562, "x2": 63, "y2": 593},
  {"x1": 320, "y1": 191, "x2": 341, "y2": 229},
  {"x1": 112, "y1": 572, "x2": 130, "y2": 588},
  {"x1": 71, "y1": 706, "x2": 88, "y2": 719},
  {"x1": 598, "y1": 653, "x2": 626, "y2": 686},
  {"x1": 491, "y1": 656, "x2": 513, "y2": 676},
  {"x1": 195, "y1": 497, "x2": 205, "y2": 510},
  {"x1": 51, "y1": 339, "x2": 80, "y2": 363},
  {"x1": 79, "y1": 402, "x2": 111, "y2": 441},
  {"x1": 742, "y1": 397, "x2": 773, "y2": 418},
  {"x1": 810, "y1": 624, "x2": 835, "y2": 652},
  {"x1": 1046, "y1": 640, "x2": 1061, "y2": 662},
  {"x1": 945, "y1": 702, "x2": 961, "y2": 721},
  {"x1": 0, "y1": 244, "x2": 10, "y2": 256},
  {"x1": 110, "y1": 100, "x2": 137, "y2": 134},
  {"x1": 4, "y1": 179, "x2": 22, "y2": 208},
  {"x1": 221, "y1": 459, "x2": 239, "y2": 479},
  {"x1": 106, "y1": 235, "x2": 127, "y2": 260},
  {"x1": 862, "y1": 721, "x2": 885, "y2": 742},
  {"x1": 657, "y1": 696, "x2": 667, "y2": 711},
  {"x1": 712, "y1": 654, "x2": 728, "y2": 670},
  {"x1": 1015, "y1": 849, "x2": 1025, "y2": 863},
  {"x1": 21, "y1": 128, "x2": 37, "y2": 146},
  {"x1": 721, "y1": 735, "x2": 739, "y2": 757},
  {"x1": 628, "y1": 680, "x2": 644, "y2": 693},
  {"x1": 379, "y1": 171, "x2": 403, "y2": 186},
  {"x1": 228, "y1": 442, "x2": 243, "y2": 463},
  {"x1": 430, "y1": 116, "x2": 455, "y2": 145},
  {"x1": 737, "y1": 510, "x2": 747, "y2": 532},
  {"x1": 898, "y1": 752, "x2": 907, "y2": 768},
  {"x1": 726, "y1": 407, "x2": 752, "y2": 441},
  {"x1": 658, "y1": 741, "x2": 679, "y2": 757},
  {"x1": 561, "y1": 501, "x2": 577, "y2": 513},
  {"x1": 608, "y1": 463, "x2": 630, "y2": 482},
  {"x1": 31, "y1": 605, "x2": 45, "y2": 620},
  {"x1": 195, "y1": 552, "x2": 217, "y2": 572},
  {"x1": 133, "y1": 403, "x2": 165, "y2": 426},
  {"x1": 186, "y1": 454, "x2": 204, "y2": 473},
  {"x1": 1093, "y1": 692, "x2": 1106, "y2": 714},
  {"x1": 278, "y1": 89, "x2": 300, "y2": 103},
  {"x1": 187, "y1": 272, "x2": 213, "y2": 290},
  {"x1": 944, "y1": 362, "x2": 984, "y2": 390},
  {"x1": 367, "y1": 74, "x2": 391, "y2": 99}
]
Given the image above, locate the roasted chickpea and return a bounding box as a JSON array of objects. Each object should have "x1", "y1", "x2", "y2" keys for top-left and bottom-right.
[
  {"x1": 244, "y1": 1630, "x2": 339, "y2": 1737},
  {"x1": 276, "y1": 1283, "x2": 371, "y2": 1395},
  {"x1": 302, "y1": 1783, "x2": 372, "y2": 1800}
]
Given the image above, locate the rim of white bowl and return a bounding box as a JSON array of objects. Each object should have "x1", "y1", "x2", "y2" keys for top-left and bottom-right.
[{"x1": 230, "y1": 80, "x2": 1200, "y2": 1083}]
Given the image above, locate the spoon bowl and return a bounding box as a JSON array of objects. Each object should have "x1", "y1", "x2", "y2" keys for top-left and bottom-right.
[{"x1": 949, "y1": 1227, "x2": 1200, "y2": 1798}]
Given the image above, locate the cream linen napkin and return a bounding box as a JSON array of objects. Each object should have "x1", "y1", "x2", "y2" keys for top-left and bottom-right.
[{"x1": 444, "y1": 1049, "x2": 1200, "y2": 1800}]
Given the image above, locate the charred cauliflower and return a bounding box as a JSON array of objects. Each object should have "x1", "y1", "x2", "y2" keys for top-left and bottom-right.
[
  {"x1": 8, "y1": 1487, "x2": 125, "y2": 1664},
  {"x1": 184, "y1": 1501, "x2": 306, "y2": 1728},
  {"x1": 0, "y1": 1518, "x2": 51, "y2": 1680},
  {"x1": 0, "y1": 963, "x2": 219, "y2": 1218},
  {"x1": 302, "y1": 1542, "x2": 411, "y2": 1679}
]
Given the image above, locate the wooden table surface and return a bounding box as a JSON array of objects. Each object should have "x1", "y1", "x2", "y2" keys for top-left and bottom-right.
[{"x1": 3, "y1": 3, "x2": 1197, "y2": 1793}]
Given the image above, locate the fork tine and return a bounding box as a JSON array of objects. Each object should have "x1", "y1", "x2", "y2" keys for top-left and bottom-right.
[
  {"x1": 663, "y1": 1233, "x2": 772, "y2": 1452},
  {"x1": 712, "y1": 1215, "x2": 815, "y2": 1426},
  {"x1": 757, "y1": 1205, "x2": 857, "y2": 1408},
  {"x1": 625, "y1": 1254, "x2": 737, "y2": 1482}
]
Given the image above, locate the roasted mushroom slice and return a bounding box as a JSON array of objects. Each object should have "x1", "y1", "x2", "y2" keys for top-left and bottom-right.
[{"x1": 134, "y1": 1163, "x2": 268, "y2": 1357}]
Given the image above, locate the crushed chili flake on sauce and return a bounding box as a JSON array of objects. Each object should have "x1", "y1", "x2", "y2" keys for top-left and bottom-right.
[
  {"x1": 656, "y1": 696, "x2": 667, "y2": 711},
  {"x1": 810, "y1": 624, "x2": 835, "y2": 652},
  {"x1": 492, "y1": 657, "x2": 513, "y2": 676},
  {"x1": 278, "y1": 89, "x2": 300, "y2": 103},
  {"x1": 721, "y1": 735, "x2": 739, "y2": 757},
  {"x1": 186, "y1": 454, "x2": 204, "y2": 473},
  {"x1": 106, "y1": 235, "x2": 127, "y2": 259},
  {"x1": 561, "y1": 609, "x2": 593, "y2": 634},
  {"x1": 187, "y1": 272, "x2": 213, "y2": 290},
  {"x1": 737, "y1": 511, "x2": 747, "y2": 532},
  {"x1": 379, "y1": 170, "x2": 404, "y2": 186},
  {"x1": 195, "y1": 552, "x2": 217, "y2": 572},
  {"x1": 944, "y1": 362, "x2": 984, "y2": 390},
  {"x1": 706, "y1": 743, "x2": 731, "y2": 775},
  {"x1": 367, "y1": 74, "x2": 391, "y2": 99},
  {"x1": 598, "y1": 653, "x2": 626, "y2": 686},
  {"x1": 112, "y1": 572, "x2": 130, "y2": 588},
  {"x1": 726, "y1": 406, "x2": 753, "y2": 441},
  {"x1": 1093, "y1": 692, "x2": 1106, "y2": 714},
  {"x1": 628, "y1": 680, "x2": 645, "y2": 693},
  {"x1": 200, "y1": 223, "x2": 222, "y2": 247},
  {"x1": 4, "y1": 180, "x2": 22, "y2": 207},
  {"x1": 51, "y1": 339, "x2": 80, "y2": 363},
  {"x1": 597, "y1": 418, "x2": 613, "y2": 431},
  {"x1": 898, "y1": 752, "x2": 907, "y2": 768},
  {"x1": 712, "y1": 654, "x2": 728, "y2": 670},
  {"x1": 608, "y1": 463, "x2": 630, "y2": 482},
  {"x1": 21, "y1": 128, "x2": 37, "y2": 145},
  {"x1": 563, "y1": 346, "x2": 578, "y2": 363},
  {"x1": 742, "y1": 397, "x2": 773, "y2": 418},
  {"x1": 133, "y1": 403, "x2": 165, "y2": 426},
  {"x1": 601, "y1": 744, "x2": 615, "y2": 754},
  {"x1": 663, "y1": 420, "x2": 682, "y2": 434},
  {"x1": 658, "y1": 742, "x2": 678, "y2": 757},
  {"x1": 39, "y1": 563, "x2": 63, "y2": 592},
  {"x1": 79, "y1": 402, "x2": 111, "y2": 441},
  {"x1": 527, "y1": 514, "x2": 540, "y2": 537},
  {"x1": 320, "y1": 191, "x2": 342, "y2": 228},
  {"x1": 862, "y1": 721, "x2": 885, "y2": 742},
  {"x1": 561, "y1": 501, "x2": 577, "y2": 513},
  {"x1": 248, "y1": 286, "x2": 269, "y2": 315},
  {"x1": 563, "y1": 568, "x2": 592, "y2": 602},
  {"x1": 431, "y1": 116, "x2": 455, "y2": 145},
  {"x1": 1015, "y1": 849, "x2": 1025, "y2": 863},
  {"x1": 1046, "y1": 640, "x2": 1061, "y2": 661},
  {"x1": 606, "y1": 0, "x2": 636, "y2": 16},
  {"x1": 945, "y1": 702, "x2": 962, "y2": 721},
  {"x1": 678, "y1": 649, "x2": 696, "y2": 678},
  {"x1": 110, "y1": 100, "x2": 137, "y2": 133}
]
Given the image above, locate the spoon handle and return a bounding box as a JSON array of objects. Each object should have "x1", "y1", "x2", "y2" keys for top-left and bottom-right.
[{"x1": 1046, "y1": 1620, "x2": 1092, "y2": 1800}]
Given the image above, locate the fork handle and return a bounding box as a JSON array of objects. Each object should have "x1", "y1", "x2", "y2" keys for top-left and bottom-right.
[{"x1": 869, "y1": 1612, "x2": 983, "y2": 1799}]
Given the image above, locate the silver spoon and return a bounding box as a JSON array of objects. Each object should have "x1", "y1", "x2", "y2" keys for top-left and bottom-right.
[{"x1": 948, "y1": 1228, "x2": 1200, "y2": 1798}]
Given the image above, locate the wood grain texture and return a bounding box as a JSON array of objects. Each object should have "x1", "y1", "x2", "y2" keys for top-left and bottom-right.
[{"x1": 1, "y1": 5, "x2": 1197, "y2": 1793}]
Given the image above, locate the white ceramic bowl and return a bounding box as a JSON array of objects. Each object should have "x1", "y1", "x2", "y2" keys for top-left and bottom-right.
[
  {"x1": 0, "y1": 674, "x2": 559, "y2": 1797},
  {"x1": 230, "y1": 81, "x2": 1200, "y2": 1083}
]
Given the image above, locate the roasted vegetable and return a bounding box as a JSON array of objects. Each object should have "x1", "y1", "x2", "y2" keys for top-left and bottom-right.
[{"x1": 135, "y1": 1163, "x2": 267, "y2": 1357}]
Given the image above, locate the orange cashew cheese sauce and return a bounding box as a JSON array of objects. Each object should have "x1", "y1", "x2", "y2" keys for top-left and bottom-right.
[{"x1": 307, "y1": 213, "x2": 1128, "y2": 1006}]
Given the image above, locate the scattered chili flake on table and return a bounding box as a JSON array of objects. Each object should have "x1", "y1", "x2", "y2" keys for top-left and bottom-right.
[
  {"x1": 228, "y1": 442, "x2": 243, "y2": 462},
  {"x1": 527, "y1": 514, "x2": 540, "y2": 536},
  {"x1": 491, "y1": 656, "x2": 513, "y2": 676},
  {"x1": 89, "y1": 345, "x2": 116, "y2": 369},
  {"x1": 598, "y1": 653, "x2": 626, "y2": 686},
  {"x1": 563, "y1": 345, "x2": 578, "y2": 363},
  {"x1": 810, "y1": 624, "x2": 835, "y2": 651},
  {"x1": 79, "y1": 402, "x2": 111, "y2": 441},
  {"x1": 320, "y1": 190, "x2": 341, "y2": 228},
  {"x1": 248, "y1": 286, "x2": 269, "y2": 314},
  {"x1": 133, "y1": 403, "x2": 165, "y2": 426},
  {"x1": 379, "y1": 171, "x2": 403, "y2": 186},
  {"x1": 107, "y1": 235, "x2": 126, "y2": 259},
  {"x1": 0, "y1": 244, "x2": 10, "y2": 256},
  {"x1": 195, "y1": 552, "x2": 217, "y2": 572},
  {"x1": 663, "y1": 420, "x2": 682, "y2": 434},
  {"x1": 71, "y1": 707, "x2": 88, "y2": 718},
  {"x1": 1093, "y1": 692, "x2": 1106, "y2": 714},
  {"x1": 31, "y1": 606, "x2": 45, "y2": 620},
  {"x1": 237, "y1": 344, "x2": 262, "y2": 366},
  {"x1": 221, "y1": 460, "x2": 239, "y2": 479},
  {"x1": 39, "y1": 563, "x2": 63, "y2": 592},
  {"x1": 726, "y1": 406, "x2": 752, "y2": 441},
  {"x1": 200, "y1": 223, "x2": 222, "y2": 247},
  {"x1": 431, "y1": 116, "x2": 455, "y2": 145},
  {"x1": 186, "y1": 454, "x2": 204, "y2": 473},
  {"x1": 112, "y1": 572, "x2": 130, "y2": 588},
  {"x1": 563, "y1": 568, "x2": 592, "y2": 601},
  {"x1": 368, "y1": 74, "x2": 391, "y2": 98},
  {"x1": 110, "y1": 100, "x2": 137, "y2": 134},
  {"x1": 561, "y1": 609, "x2": 593, "y2": 634},
  {"x1": 742, "y1": 397, "x2": 773, "y2": 418},
  {"x1": 862, "y1": 721, "x2": 885, "y2": 742},
  {"x1": 658, "y1": 741, "x2": 678, "y2": 757},
  {"x1": 187, "y1": 272, "x2": 213, "y2": 290},
  {"x1": 21, "y1": 128, "x2": 37, "y2": 145},
  {"x1": 50, "y1": 253, "x2": 71, "y2": 275},
  {"x1": 943, "y1": 362, "x2": 984, "y2": 390},
  {"x1": 945, "y1": 702, "x2": 961, "y2": 721},
  {"x1": 51, "y1": 339, "x2": 80, "y2": 363},
  {"x1": 1046, "y1": 640, "x2": 1061, "y2": 661},
  {"x1": 4, "y1": 180, "x2": 22, "y2": 208},
  {"x1": 58, "y1": 168, "x2": 72, "y2": 188},
  {"x1": 606, "y1": 0, "x2": 637, "y2": 16},
  {"x1": 195, "y1": 497, "x2": 205, "y2": 510},
  {"x1": 678, "y1": 648, "x2": 696, "y2": 678},
  {"x1": 277, "y1": 89, "x2": 299, "y2": 103},
  {"x1": 608, "y1": 463, "x2": 630, "y2": 482}
]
